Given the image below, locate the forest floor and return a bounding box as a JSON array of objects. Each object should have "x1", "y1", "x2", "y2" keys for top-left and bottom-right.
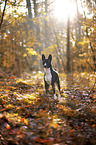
[{"x1": 0, "y1": 71, "x2": 96, "y2": 145}]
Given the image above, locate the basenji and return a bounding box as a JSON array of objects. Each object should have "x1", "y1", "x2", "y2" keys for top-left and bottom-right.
[{"x1": 42, "y1": 54, "x2": 60, "y2": 100}]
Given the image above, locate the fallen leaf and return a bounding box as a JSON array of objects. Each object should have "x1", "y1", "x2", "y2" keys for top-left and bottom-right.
[
  {"x1": 71, "y1": 129, "x2": 75, "y2": 132},
  {"x1": 34, "y1": 138, "x2": 52, "y2": 143},
  {"x1": 92, "y1": 124, "x2": 95, "y2": 128}
]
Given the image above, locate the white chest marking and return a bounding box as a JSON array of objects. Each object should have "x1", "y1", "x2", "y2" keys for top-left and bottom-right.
[{"x1": 44, "y1": 68, "x2": 52, "y2": 85}]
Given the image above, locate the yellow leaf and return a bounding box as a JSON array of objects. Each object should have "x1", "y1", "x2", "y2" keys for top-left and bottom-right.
[
  {"x1": 18, "y1": 31, "x2": 20, "y2": 34},
  {"x1": 27, "y1": 48, "x2": 37, "y2": 55},
  {"x1": 50, "y1": 123, "x2": 58, "y2": 128},
  {"x1": 57, "y1": 35, "x2": 60, "y2": 39},
  {"x1": 23, "y1": 53, "x2": 27, "y2": 57},
  {"x1": 48, "y1": 45, "x2": 54, "y2": 49},
  {"x1": 45, "y1": 16, "x2": 48, "y2": 20},
  {"x1": 38, "y1": 43, "x2": 41, "y2": 47},
  {"x1": 6, "y1": 104, "x2": 14, "y2": 109},
  {"x1": 13, "y1": 92, "x2": 17, "y2": 95},
  {"x1": 43, "y1": 12, "x2": 46, "y2": 15},
  {"x1": 24, "y1": 118, "x2": 29, "y2": 125},
  {"x1": 22, "y1": 31, "x2": 26, "y2": 35},
  {"x1": 54, "y1": 44, "x2": 57, "y2": 48},
  {"x1": 35, "y1": 19, "x2": 38, "y2": 23},
  {"x1": 33, "y1": 61, "x2": 37, "y2": 65}
]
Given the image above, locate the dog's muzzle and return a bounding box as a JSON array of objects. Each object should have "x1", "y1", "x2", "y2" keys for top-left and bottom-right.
[{"x1": 44, "y1": 63, "x2": 47, "y2": 67}]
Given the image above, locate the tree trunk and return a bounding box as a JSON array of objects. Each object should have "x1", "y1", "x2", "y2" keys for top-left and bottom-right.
[
  {"x1": 33, "y1": 0, "x2": 41, "y2": 53},
  {"x1": 26, "y1": 0, "x2": 32, "y2": 19},
  {"x1": 67, "y1": 16, "x2": 71, "y2": 73},
  {"x1": 75, "y1": 0, "x2": 81, "y2": 41},
  {"x1": 45, "y1": 0, "x2": 48, "y2": 47},
  {"x1": 26, "y1": 0, "x2": 33, "y2": 28},
  {"x1": 33, "y1": 0, "x2": 37, "y2": 17}
]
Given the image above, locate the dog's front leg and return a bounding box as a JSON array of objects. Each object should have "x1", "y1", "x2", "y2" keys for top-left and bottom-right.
[
  {"x1": 57, "y1": 78, "x2": 60, "y2": 100},
  {"x1": 45, "y1": 81, "x2": 49, "y2": 95},
  {"x1": 52, "y1": 83, "x2": 57, "y2": 99}
]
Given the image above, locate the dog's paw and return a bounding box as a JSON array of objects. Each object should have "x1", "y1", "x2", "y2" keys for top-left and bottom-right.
[{"x1": 54, "y1": 94, "x2": 57, "y2": 100}]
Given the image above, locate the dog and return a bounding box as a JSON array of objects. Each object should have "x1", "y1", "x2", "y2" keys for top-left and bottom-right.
[{"x1": 42, "y1": 54, "x2": 60, "y2": 100}]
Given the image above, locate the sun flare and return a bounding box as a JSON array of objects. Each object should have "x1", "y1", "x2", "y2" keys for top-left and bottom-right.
[{"x1": 53, "y1": 0, "x2": 79, "y2": 21}]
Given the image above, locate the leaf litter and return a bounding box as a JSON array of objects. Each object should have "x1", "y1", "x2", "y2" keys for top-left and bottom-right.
[{"x1": 0, "y1": 71, "x2": 96, "y2": 145}]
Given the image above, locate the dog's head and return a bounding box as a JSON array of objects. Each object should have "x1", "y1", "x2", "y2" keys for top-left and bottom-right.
[{"x1": 42, "y1": 54, "x2": 52, "y2": 68}]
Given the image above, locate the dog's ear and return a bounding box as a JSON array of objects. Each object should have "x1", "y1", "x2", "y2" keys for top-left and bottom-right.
[
  {"x1": 42, "y1": 54, "x2": 45, "y2": 60},
  {"x1": 48, "y1": 54, "x2": 52, "y2": 61}
]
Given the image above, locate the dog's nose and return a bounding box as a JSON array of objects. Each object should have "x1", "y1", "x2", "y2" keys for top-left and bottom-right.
[
  {"x1": 44, "y1": 63, "x2": 47, "y2": 67},
  {"x1": 44, "y1": 65, "x2": 47, "y2": 68}
]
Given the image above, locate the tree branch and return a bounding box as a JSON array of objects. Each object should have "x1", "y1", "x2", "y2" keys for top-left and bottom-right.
[
  {"x1": 0, "y1": 0, "x2": 7, "y2": 28},
  {"x1": 86, "y1": 60, "x2": 94, "y2": 71}
]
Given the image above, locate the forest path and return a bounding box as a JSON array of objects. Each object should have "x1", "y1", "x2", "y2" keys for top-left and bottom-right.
[{"x1": 0, "y1": 71, "x2": 95, "y2": 145}]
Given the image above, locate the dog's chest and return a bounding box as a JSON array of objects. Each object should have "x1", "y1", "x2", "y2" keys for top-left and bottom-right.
[{"x1": 44, "y1": 68, "x2": 52, "y2": 85}]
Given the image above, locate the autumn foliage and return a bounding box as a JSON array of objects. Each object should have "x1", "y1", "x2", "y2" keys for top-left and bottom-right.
[
  {"x1": 0, "y1": 72, "x2": 96, "y2": 144},
  {"x1": 0, "y1": 0, "x2": 96, "y2": 74},
  {"x1": 0, "y1": 0, "x2": 96, "y2": 144}
]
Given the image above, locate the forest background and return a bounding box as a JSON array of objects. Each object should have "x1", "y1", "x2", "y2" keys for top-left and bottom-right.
[
  {"x1": 0, "y1": 1, "x2": 96, "y2": 144},
  {"x1": 0, "y1": 0, "x2": 96, "y2": 75}
]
